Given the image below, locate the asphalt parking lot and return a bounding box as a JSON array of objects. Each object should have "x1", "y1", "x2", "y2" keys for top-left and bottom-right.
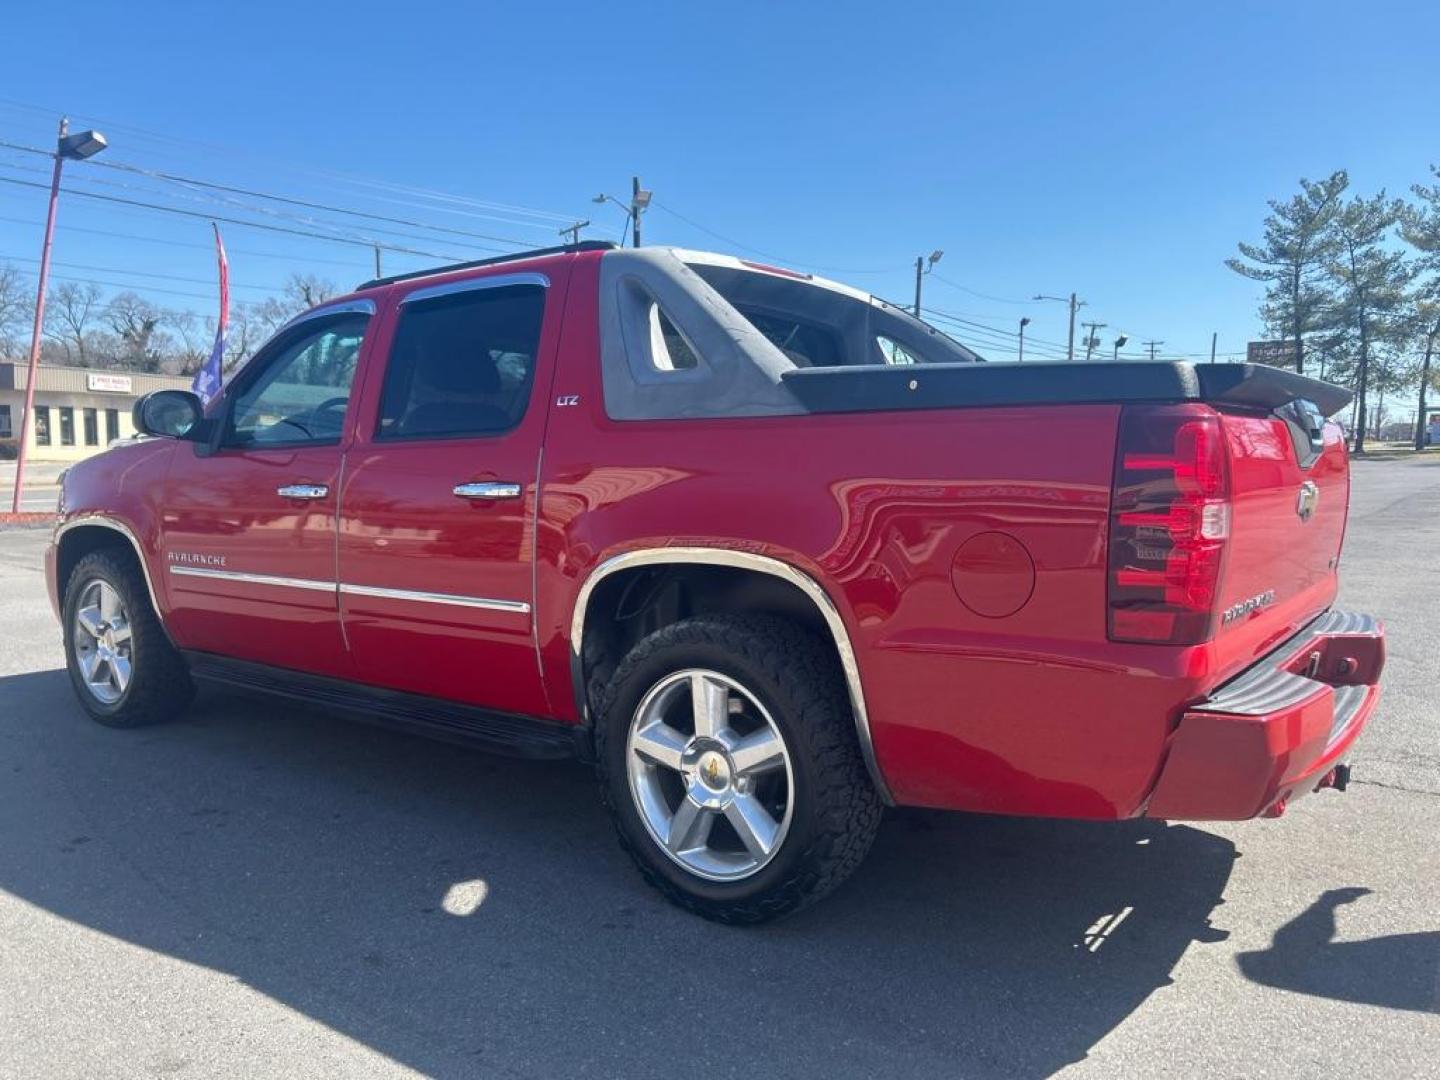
[{"x1": 0, "y1": 456, "x2": 1435, "y2": 1079}]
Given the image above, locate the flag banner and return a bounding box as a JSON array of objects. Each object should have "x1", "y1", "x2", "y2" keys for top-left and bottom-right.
[{"x1": 191, "y1": 223, "x2": 229, "y2": 405}]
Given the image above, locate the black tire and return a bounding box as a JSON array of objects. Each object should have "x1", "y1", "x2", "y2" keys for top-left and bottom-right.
[
  {"x1": 595, "y1": 613, "x2": 883, "y2": 924},
  {"x1": 62, "y1": 549, "x2": 194, "y2": 728}
]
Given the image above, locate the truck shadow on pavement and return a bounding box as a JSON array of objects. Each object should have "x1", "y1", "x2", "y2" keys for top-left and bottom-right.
[{"x1": 3, "y1": 669, "x2": 1242, "y2": 1078}]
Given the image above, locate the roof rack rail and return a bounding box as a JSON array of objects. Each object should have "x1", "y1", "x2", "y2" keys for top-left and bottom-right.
[{"x1": 357, "y1": 240, "x2": 617, "y2": 290}]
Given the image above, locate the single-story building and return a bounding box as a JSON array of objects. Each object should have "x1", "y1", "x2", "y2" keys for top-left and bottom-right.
[{"x1": 0, "y1": 362, "x2": 193, "y2": 462}]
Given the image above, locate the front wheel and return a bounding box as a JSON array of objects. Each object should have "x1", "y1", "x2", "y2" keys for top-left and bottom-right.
[
  {"x1": 596, "y1": 614, "x2": 882, "y2": 923},
  {"x1": 63, "y1": 550, "x2": 194, "y2": 728}
]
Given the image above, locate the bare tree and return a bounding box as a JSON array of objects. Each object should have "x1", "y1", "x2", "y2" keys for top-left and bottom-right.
[
  {"x1": 43, "y1": 281, "x2": 104, "y2": 365},
  {"x1": 0, "y1": 264, "x2": 32, "y2": 358},
  {"x1": 286, "y1": 273, "x2": 336, "y2": 310},
  {"x1": 162, "y1": 308, "x2": 209, "y2": 375},
  {"x1": 1228, "y1": 171, "x2": 1348, "y2": 374},
  {"x1": 105, "y1": 292, "x2": 169, "y2": 372}
]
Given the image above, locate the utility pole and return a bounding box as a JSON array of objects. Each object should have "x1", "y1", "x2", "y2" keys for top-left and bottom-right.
[
  {"x1": 559, "y1": 219, "x2": 590, "y2": 245},
  {"x1": 373, "y1": 244, "x2": 382, "y2": 279},
  {"x1": 631, "y1": 177, "x2": 647, "y2": 247},
  {"x1": 1034, "y1": 292, "x2": 1085, "y2": 361},
  {"x1": 1068, "y1": 293, "x2": 1080, "y2": 362},
  {"x1": 1144, "y1": 339, "x2": 1164, "y2": 361},
  {"x1": 1082, "y1": 321, "x2": 1107, "y2": 362},
  {"x1": 1018, "y1": 317, "x2": 1030, "y2": 363},
  {"x1": 913, "y1": 250, "x2": 944, "y2": 317},
  {"x1": 1209, "y1": 331, "x2": 1217, "y2": 364}
]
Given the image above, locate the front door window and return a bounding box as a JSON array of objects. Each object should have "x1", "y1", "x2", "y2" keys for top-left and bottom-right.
[{"x1": 226, "y1": 315, "x2": 368, "y2": 447}]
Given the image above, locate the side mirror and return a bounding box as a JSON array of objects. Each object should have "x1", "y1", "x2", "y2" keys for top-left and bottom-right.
[{"x1": 133, "y1": 390, "x2": 205, "y2": 440}]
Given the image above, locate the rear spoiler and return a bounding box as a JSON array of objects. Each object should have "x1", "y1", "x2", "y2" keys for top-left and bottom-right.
[
  {"x1": 1193, "y1": 363, "x2": 1351, "y2": 417},
  {"x1": 781, "y1": 361, "x2": 1353, "y2": 418}
]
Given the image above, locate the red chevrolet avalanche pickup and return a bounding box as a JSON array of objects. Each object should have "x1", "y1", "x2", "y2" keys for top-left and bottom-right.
[{"x1": 47, "y1": 242, "x2": 1385, "y2": 922}]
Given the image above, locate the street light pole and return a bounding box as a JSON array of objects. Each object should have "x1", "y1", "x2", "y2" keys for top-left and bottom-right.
[
  {"x1": 1034, "y1": 291, "x2": 1085, "y2": 361},
  {"x1": 11, "y1": 118, "x2": 107, "y2": 514},
  {"x1": 913, "y1": 250, "x2": 943, "y2": 317},
  {"x1": 631, "y1": 177, "x2": 643, "y2": 247},
  {"x1": 1112, "y1": 333, "x2": 1129, "y2": 362},
  {"x1": 1018, "y1": 316, "x2": 1030, "y2": 363}
]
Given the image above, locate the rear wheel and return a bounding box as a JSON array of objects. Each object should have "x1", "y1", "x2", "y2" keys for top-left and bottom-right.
[
  {"x1": 596, "y1": 614, "x2": 882, "y2": 923},
  {"x1": 63, "y1": 550, "x2": 193, "y2": 728}
]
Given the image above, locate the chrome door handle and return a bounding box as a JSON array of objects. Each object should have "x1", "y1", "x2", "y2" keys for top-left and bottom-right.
[
  {"x1": 453, "y1": 481, "x2": 522, "y2": 501},
  {"x1": 277, "y1": 484, "x2": 329, "y2": 500}
]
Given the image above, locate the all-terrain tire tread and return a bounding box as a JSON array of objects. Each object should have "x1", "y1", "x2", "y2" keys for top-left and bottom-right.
[{"x1": 595, "y1": 613, "x2": 882, "y2": 924}]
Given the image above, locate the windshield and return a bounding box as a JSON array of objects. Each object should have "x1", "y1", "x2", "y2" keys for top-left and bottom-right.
[{"x1": 686, "y1": 262, "x2": 984, "y2": 367}]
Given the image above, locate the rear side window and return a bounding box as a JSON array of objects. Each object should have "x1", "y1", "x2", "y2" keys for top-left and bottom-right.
[
  {"x1": 378, "y1": 284, "x2": 545, "y2": 440},
  {"x1": 650, "y1": 303, "x2": 701, "y2": 371}
]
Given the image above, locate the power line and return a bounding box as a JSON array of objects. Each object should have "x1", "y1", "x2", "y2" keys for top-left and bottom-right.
[
  {"x1": 649, "y1": 200, "x2": 899, "y2": 276},
  {"x1": 0, "y1": 100, "x2": 581, "y2": 227},
  {"x1": 0, "y1": 153, "x2": 506, "y2": 256},
  {"x1": 7, "y1": 264, "x2": 238, "y2": 305},
  {"x1": 928, "y1": 271, "x2": 1037, "y2": 307},
  {"x1": 0, "y1": 214, "x2": 369, "y2": 268},
  {"x1": 0, "y1": 250, "x2": 283, "y2": 293},
  {"x1": 0, "y1": 173, "x2": 468, "y2": 261}
]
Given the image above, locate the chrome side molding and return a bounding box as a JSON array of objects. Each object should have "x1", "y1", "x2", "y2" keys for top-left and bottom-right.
[
  {"x1": 169, "y1": 566, "x2": 336, "y2": 592},
  {"x1": 568, "y1": 546, "x2": 893, "y2": 804},
  {"x1": 339, "y1": 583, "x2": 530, "y2": 614},
  {"x1": 164, "y1": 564, "x2": 531, "y2": 615}
]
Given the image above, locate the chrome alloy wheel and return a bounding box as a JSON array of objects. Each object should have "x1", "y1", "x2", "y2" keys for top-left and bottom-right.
[
  {"x1": 625, "y1": 669, "x2": 795, "y2": 881},
  {"x1": 71, "y1": 579, "x2": 134, "y2": 705}
]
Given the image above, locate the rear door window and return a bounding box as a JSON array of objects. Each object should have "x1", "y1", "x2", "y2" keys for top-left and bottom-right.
[{"x1": 377, "y1": 282, "x2": 545, "y2": 440}]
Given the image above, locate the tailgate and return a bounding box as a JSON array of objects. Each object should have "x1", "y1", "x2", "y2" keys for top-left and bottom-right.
[{"x1": 1212, "y1": 411, "x2": 1349, "y2": 666}]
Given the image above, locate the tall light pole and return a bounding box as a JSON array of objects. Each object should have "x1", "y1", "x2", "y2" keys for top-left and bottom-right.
[
  {"x1": 11, "y1": 118, "x2": 107, "y2": 514},
  {"x1": 1081, "y1": 321, "x2": 1107, "y2": 362},
  {"x1": 913, "y1": 249, "x2": 943, "y2": 317},
  {"x1": 593, "y1": 178, "x2": 652, "y2": 247},
  {"x1": 630, "y1": 177, "x2": 651, "y2": 248},
  {"x1": 1034, "y1": 292, "x2": 1085, "y2": 361},
  {"x1": 1112, "y1": 333, "x2": 1129, "y2": 362},
  {"x1": 1018, "y1": 316, "x2": 1031, "y2": 363}
]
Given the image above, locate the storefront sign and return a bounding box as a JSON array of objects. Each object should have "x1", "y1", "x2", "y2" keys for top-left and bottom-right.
[{"x1": 87, "y1": 373, "x2": 133, "y2": 393}]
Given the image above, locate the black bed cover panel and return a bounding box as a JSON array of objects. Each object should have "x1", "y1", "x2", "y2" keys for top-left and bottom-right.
[{"x1": 780, "y1": 361, "x2": 1352, "y2": 418}]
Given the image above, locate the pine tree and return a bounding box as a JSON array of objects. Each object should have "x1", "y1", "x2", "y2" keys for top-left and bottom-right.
[
  {"x1": 1322, "y1": 193, "x2": 1411, "y2": 454},
  {"x1": 1227, "y1": 171, "x2": 1348, "y2": 374},
  {"x1": 1400, "y1": 166, "x2": 1440, "y2": 449}
]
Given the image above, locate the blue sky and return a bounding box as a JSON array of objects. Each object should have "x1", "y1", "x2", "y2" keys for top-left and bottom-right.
[{"x1": 1, "y1": 0, "x2": 1437, "y2": 368}]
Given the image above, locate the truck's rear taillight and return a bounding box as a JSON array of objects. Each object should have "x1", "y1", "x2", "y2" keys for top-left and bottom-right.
[{"x1": 1108, "y1": 405, "x2": 1230, "y2": 645}]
